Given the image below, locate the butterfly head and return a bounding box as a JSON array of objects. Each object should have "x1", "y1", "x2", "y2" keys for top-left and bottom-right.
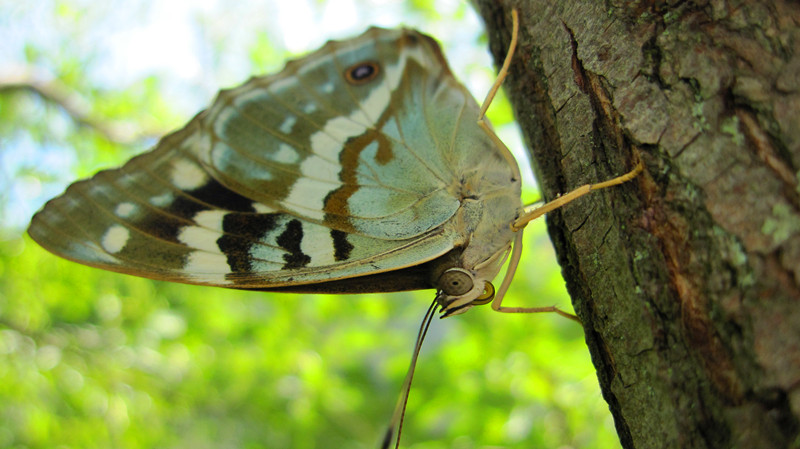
[
  {"x1": 431, "y1": 240, "x2": 512, "y2": 318},
  {"x1": 434, "y1": 267, "x2": 495, "y2": 317}
]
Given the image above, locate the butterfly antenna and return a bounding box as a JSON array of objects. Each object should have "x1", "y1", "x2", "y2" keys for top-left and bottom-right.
[{"x1": 380, "y1": 298, "x2": 439, "y2": 449}]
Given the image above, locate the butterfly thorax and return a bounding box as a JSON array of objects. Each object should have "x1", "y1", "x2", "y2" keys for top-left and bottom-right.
[{"x1": 431, "y1": 156, "x2": 522, "y2": 316}]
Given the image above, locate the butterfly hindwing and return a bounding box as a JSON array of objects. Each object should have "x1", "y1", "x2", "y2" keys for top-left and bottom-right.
[
  {"x1": 28, "y1": 26, "x2": 522, "y2": 293},
  {"x1": 28, "y1": 132, "x2": 460, "y2": 288}
]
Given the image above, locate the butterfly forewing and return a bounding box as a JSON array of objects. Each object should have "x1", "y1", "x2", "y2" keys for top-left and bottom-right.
[
  {"x1": 28, "y1": 27, "x2": 517, "y2": 290},
  {"x1": 203, "y1": 28, "x2": 463, "y2": 240}
]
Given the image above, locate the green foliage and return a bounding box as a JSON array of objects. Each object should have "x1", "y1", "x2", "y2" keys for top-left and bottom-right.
[
  {"x1": 1, "y1": 1, "x2": 621, "y2": 448},
  {"x1": 2, "y1": 225, "x2": 618, "y2": 449}
]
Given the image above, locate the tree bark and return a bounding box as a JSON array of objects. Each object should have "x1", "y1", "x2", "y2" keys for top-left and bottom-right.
[{"x1": 474, "y1": 1, "x2": 800, "y2": 448}]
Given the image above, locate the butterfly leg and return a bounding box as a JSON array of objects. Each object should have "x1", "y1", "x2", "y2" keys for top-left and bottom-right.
[
  {"x1": 475, "y1": 7, "x2": 640, "y2": 324},
  {"x1": 475, "y1": 9, "x2": 522, "y2": 171},
  {"x1": 492, "y1": 289, "x2": 582, "y2": 322},
  {"x1": 492, "y1": 286, "x2": 582, "y2": 323},
  {"x1": 490, "y1": 158, "x2": 643, "y2": 324},
  {"x1": 489, "y1": 230, "x2": 582, "y2": 323},
  {"x1": 478, "y1": 9, "x2": 518, "y2": 122},
  {"x1": 512, "y1": 159, "x2": 644, "y2": 231},
  {"x1": 495, "y1": 304, "x2": 582, "y2": 322}
]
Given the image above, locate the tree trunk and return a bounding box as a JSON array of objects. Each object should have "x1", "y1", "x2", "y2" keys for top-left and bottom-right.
[{"x1": 474, "y1": 1, "x2": 800, "y2": 448}]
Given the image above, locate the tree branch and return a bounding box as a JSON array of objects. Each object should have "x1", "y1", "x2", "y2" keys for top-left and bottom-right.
[
  {"x1": 475, "y1": 0, "x2": 800, "y2": 448},
  {"x1": 0, "y1": 66, "x2": 153, "y2": 144}
]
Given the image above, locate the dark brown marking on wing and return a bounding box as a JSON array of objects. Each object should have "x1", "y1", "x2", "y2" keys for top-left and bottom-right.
[
  {"x1": 277, "y1": 219, "x2": 311, "y2": 269},
  {"x1": 219, "y1": 213, "x2": 279, "y2": 273},
  {"x1": 322, "y1": 80, "x2": 405, "y2": 230},
  {"x1": 330, "y1": 229, "x2": 354, "y2": 261},
  {"x1": 178, "y1": 179, "x2": 257, "y2": 214}
]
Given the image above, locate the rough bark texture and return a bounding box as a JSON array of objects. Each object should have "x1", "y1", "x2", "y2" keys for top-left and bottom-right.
[{"x1": 474, "y1": 1, "x2": 800, "y2": 448}]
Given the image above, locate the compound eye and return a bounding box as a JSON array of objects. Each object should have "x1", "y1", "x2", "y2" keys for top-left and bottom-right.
[
  {"x1": 438, "y1": 268, "x2": 474, "y2": 296},
  {"x1": 471, "y1": 282, "x2": 495, "y2": 305}
]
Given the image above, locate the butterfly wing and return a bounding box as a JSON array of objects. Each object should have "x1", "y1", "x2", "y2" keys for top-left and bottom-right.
[
  {"x1": 27, "y1": 139, "x2": 459, "y2": 288},
  {"x1": 28, "y1": 27, "x2": 492, "y2": 290},
  {"x1": 201, "y1": 28, "x2": 467, "y2": 240}
]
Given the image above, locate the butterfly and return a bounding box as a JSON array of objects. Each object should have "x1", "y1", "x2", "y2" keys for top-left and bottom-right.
[{"x1": 28, "y1": 9, "x2": 641, "y2": 448}]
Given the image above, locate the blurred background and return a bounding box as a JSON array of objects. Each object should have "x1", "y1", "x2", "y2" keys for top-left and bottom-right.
[{"x1": 0, "y1": 0, "x2": 620, "y2": 448}]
